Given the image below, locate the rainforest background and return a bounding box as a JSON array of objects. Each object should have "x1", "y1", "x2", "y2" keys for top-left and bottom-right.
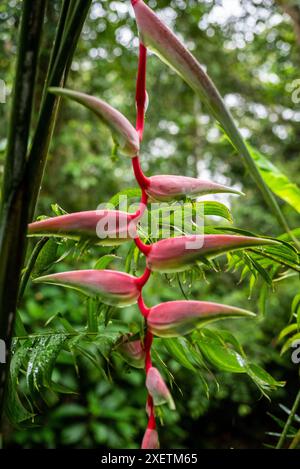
[{"x1": 0, "y1": 0, "x2": 300, "y2": 449}]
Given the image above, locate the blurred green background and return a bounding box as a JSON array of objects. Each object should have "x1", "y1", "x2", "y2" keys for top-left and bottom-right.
[{"x1": 0, "y1": 0, "x2": 300, "y2": 448}]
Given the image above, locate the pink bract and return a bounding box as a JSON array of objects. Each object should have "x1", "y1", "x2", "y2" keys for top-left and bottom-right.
[
  {"x1": 34, "y1": 269, "x2": 141, "y2": 307},
  {"x1": 28, "y1": 210, "x2": 138, "y2": 245},
  {"x1": 147, "y1": 300, "x2": 255, "y2": 337},
  {"x1": 146, "y1": 234, "x2": 277, "y2": 273}
]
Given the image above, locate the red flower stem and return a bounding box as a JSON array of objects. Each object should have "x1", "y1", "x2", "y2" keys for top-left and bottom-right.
[
  {"x1": 135, "y1": 42, "x2": 147, "y2": 141},
  {"x1": 137, "y1": 267, "x2": 152, "y2": 288},
  {"x1": 147, "y1": 395, "x2": 156, "y2": 430},
  {"x1": 144, "y1": 331, "x2": 155, "y2": 428},
  {"x1": 131, "y1": 187, "x2": 148, "y2": 219},
  {"x1": 144, "y1": 329, "x2": 153, "y2": 371},
  {"x1": 134, "y1": 236, "x2": 151, "y2": 255},
  {"x1": 131, "y1": 37, "x2": 157, "y2": 441},
  {"x1": 132, "y1": 156, "x2": 149, "y2": 189},
  {"x1": 138, "y1": 293, "x2": 150, "y2": 317},
  {"x1": 140, "y1": 187, "x2": 148, "y2": 207}
]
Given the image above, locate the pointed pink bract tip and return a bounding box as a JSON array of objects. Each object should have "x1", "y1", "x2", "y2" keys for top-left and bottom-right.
[
  {"x1": 146, "y1": 174, "x2": 243, "y2": 201},
  {"x1": 34, "y1": 269, "x2": 141, "y2": 307},
  {"x1": 146, "y1": 234, "x2": 278, "y2": 273},
  {"x1": 147, "y1": 300, "x2": 255, "y2": 337},
  {"x1": 146, "y1": 366, "x2": 175, "y2": 409},
  {"x1": 49, "y1": 87, "x2": 139, "y2": 157},
  {"x1": 141, "y1": 428, "x2": 160, "y2": 449},
  {"x1": 28, "y1": 210, "x2": 137, "y2": 246}
]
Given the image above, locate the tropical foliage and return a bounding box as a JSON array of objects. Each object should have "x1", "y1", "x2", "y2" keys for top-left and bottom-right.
[{"x1": 0, "y1": 0, "x2": 299, "y2": 449}]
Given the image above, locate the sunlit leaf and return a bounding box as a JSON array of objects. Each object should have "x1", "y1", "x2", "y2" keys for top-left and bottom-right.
[{"x1": 248, "y1": 144, "x2": 300, "y2": 213}]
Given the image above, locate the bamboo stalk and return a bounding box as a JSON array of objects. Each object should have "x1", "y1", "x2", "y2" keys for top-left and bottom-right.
[
  {"x1": 26, "y1": 0, "x2": 92, "y2": 221},
  {"x1": 0, "y1": 0, "x2": 46, "y2": 424},
  {"x1": 0, "y1": 0, "x2": 92, "y2": 431}
]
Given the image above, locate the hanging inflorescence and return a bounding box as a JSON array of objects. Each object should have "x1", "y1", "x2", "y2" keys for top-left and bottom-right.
[{"x1": 28, "y1": 0, "x2": 278, "y2": 448}]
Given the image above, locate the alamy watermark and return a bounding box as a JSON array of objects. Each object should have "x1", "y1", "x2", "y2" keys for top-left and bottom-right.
[
  {"x1": 96, "y1": 196, "x2": 205, "y2": 249},
  {"x1": 0, "y1": 79, "x2": 6, "y2": 103},
  {"x1": 0, "y1": 339, "x2": 6, "y2": 363},
  {"x1": 287, "y1": 79, "x2": 300, "y2": 104},
  {"x1": 291, "y1": 339, "x2": 300, "y2": 364}
]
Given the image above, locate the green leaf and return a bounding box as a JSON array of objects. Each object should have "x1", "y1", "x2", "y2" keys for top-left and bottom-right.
[
  {"x1": 32, "y1": 239, "x2": 58, "y2": 276},
  {"x1": 51, "y1": 403, "x2": 88, "y2": 419},
  {"x1": 61, "y1": 423, "x2": 86, "y2": 445},
  {"x1": 194, "y1": 330, "x2": 284, "y2": 394},
  {"x1": 196, "y1": 332, "x2": 247, "y2": 373},
  {"x1": 214, "y1": 329, "x2": 245, "y2": 356},
  {"x1": 149, "y1": 201, "x2": 232, "y2": 226},
  {"x1": 278, "y1": 323, "x2": 299, "y2": 343},
  {"x1": 6, "y1": 341, "x2": 35, "y2": 424},
  {"x1": 201, "y1": 201, "x2": 233, "y2": 222},
  {"x1": 291, "y1": 293, "x2": 300, "y2": 327},
  {"x1": 26, "y1": 334, "x2": 67, "y2": 395},
  {"x1": 246, "y1": 363, "x2": 285, "y2": 391},
  {"x1": 281, "y1": 332, "x2": 300, "y2": 355},
  {"x1": 163, "y1": 338, "x2": 197, "y2": 371},
  {"x1": 244, "y1": 252, "x2": 273, "y2": 286},
  {"x1": 216, "y1": 226, "x2": 299, "y2": 272},
  {"x1": 94, "y1": 254, "x2": 120, "y2": 270},
  {"x1": 108, "y1": 188, "x2": 142, "y2": 208},
  {"x1": 13, "y1": 311, "x2": 28, "y2": 337},
  {"x1": 51, "y1": 203, "x2": 68, "y2": 216},
  {"x1": 248, "y1": 144, "x2": 300, "y2": 213}
]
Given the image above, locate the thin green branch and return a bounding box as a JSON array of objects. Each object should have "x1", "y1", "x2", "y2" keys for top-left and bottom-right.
[
  {"x1": 248, "y1": 249, "x2": 300, "y2": 273},
  {"x1": 276, "y1": 388, "x2": 300, "y2": 449},
  {"x1": 18, "y1": 237, "x2": 49, "y2": 302},
  {"x1": 289, "y1": 427, "x2": 300, "y2": 449},
  {"x1": 43, "y1": 0, "x2": 71, "y2": 94}
]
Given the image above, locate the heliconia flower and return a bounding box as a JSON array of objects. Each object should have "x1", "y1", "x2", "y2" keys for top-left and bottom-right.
[
  {"x1": 131, "y1": 0, "x2": 230, "y2": 128},
  {"x1": 146, "y1": 366, "x2": 175, "y2": 409},
  {"x1": 145, "y1": 174, "x2": 243, "y2": 202},
  {"x1": 146, "y1": 234, "x2": 278, "y2": 273},
  {"x1": 49, "y1": 87, "x2": 140, "y2": 157},
  {"x1": 141, "y1": 428, "x2": 160, "y2": 449},
  {"x1": 33, "y1": 270, "x2": 141, "y2": 307},
  {"x1": 147, "y1": 300, "x2": 255, "y2": 337},
  {"x1": 28, "y1": 210, "x2": 138, "y2": 245},
  {"x1": 131, "y1": 1, "x2": 285, "y2": 227},
  {"x1": 118, "y1": 334, "x2": 145, "y2": 368}
]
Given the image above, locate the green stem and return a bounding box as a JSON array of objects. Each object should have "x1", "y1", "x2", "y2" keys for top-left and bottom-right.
[
  {"x1": 18, "y1": 237, "x2": 49, "y2": 302},
  {"x1": 223, "y1": 118, "x2": 300, "y2": 249},
  {"x1": 276, "y1": 388, "x2": 300, "y2": 449},
  {"x1": 1, "y1": 1, "x2": 46, "y2": 204},
  {"x1": 0, "y1": 0, "x2": 92, "y2": 433},
  {"x1": 0, "y1": 0, "x2": 46, "y2": 426},
  {"x1": 43, "y1": 0, "x2": 71, "y2": 94},
  {"x1": 289, "y1": 427, "x2": 300, "y2": 449},
  {"x1": 26, "y1": 0, "x2": 92, "y2": 221},
  {"x1": 87, "y1": 299, "x2": 98, "y2": 333}
]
